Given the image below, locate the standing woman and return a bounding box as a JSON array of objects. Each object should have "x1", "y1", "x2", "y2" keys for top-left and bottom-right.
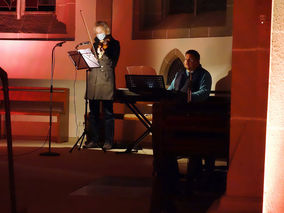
[{"x1": 85, "y1": 21, "x2": 120, "y2": 150}]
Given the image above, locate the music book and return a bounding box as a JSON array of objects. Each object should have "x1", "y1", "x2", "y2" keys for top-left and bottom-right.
[
  {"x1": 78, "y1": 48, "x2": 100, "y2": 68},
  {"x1": 68, "y1": 48, "x2": 100, "y2": 70}
]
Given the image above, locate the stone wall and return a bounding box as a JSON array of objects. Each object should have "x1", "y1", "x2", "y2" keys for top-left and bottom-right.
[{"x1": 263, "y1": 0, "x2": 284, "y2": 212}]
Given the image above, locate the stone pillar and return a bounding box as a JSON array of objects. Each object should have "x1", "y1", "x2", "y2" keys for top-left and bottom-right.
[
  {"x1": 263, "y1": 0, "x2": 284, "y2": 212},
  {"x1": 209, "y1": 0, "x2": 272, "y2": 212}
]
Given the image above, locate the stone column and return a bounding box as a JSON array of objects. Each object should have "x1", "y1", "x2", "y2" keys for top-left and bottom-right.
[
  {"x1": 209, "y1": 0, "x2": 272, "y2": 212},
  {"x1": 263, "y1": 0, "x2": 284, "y2": 212}
]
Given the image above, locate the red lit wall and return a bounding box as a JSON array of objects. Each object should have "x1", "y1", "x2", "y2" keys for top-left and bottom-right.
[{"x1": 0, "y1": 0, "x2": 94, "y2": 80}]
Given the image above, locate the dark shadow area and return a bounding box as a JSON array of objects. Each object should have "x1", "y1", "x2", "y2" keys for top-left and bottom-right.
[
  {"x1": 133, "y1": 0, "x2": 232, "y2": 39},
  {"x1": 150, "y1": 167, "x2": 227, "y2": 213},
  {"x1": 215, "y1": 70, "x2": 232, "y2": 94},
  {"x1": 169, "y1": 0, "x2": 226, "y2": 15},
  {"x1": 148, "y1": 11, "x2": 226, "y2": 30},
  {"x1": 150, "y1": 97, "x2": 230, "y2": 212},
  {"x1": 0, "y1": 145, "x2": 227, "y2": 213},
  {"x1": 167, "y1": 58, "x2": 184, "y2": 85},
  {"x1": 0, "y1": 146, "x2": 155, "y2": 213},
  {"x1": 141, "y1": 0, "x2": 227, "y2": 30}
]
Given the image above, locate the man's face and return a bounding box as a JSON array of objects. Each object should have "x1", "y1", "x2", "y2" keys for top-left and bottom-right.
[{"x1": 184, "y1": 54, "x2": 200, "y2": 71}]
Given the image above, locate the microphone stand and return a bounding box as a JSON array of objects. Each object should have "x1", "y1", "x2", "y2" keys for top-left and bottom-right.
[{"x1": 40, "y1": 41, "x2": 65, "y2": 156}]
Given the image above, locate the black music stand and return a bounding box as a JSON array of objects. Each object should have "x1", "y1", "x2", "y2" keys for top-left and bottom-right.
[
  {"x1": 120, "y1": 75, "x2": 166, "y2": 153},
  {"x1": 125, "y1": 74, "x2": 166, "y2": 94},
  {"x1": 68, "y1": 50, "x2": 103, "y2": 152}
]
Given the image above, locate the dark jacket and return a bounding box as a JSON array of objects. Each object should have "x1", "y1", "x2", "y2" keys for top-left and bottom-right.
[
  {"x1": 171, "y1": 65, "x2": 212, "y2": 102},
  {"x1": 87, "y1": 35, "x2": 120, "y2": 100}
]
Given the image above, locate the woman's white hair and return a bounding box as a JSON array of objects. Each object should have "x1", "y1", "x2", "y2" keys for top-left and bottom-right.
[{"x1": 95, "y1": 21, "x2": 111, "y2": 35}]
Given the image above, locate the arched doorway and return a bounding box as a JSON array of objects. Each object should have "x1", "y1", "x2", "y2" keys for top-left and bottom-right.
[{"x1": 159, "y1": 48, "x2": 185, "y2": 87}]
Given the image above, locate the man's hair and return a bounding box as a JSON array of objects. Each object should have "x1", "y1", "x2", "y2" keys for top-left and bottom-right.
[
  {"x1": 95, "y1": 21, "x2": 111, "y2": 35},
  {"x1": 185, "y1": 50, "x2": 200, "y2": 61}
]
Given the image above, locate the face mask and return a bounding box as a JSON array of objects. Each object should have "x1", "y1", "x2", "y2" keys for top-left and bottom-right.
[{"x1": 97, "y1": 33, "x2": 106, "y2": 41}]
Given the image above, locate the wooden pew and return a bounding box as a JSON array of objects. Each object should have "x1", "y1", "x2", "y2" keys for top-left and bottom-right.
[
  {"x1": 152, "y1": 95, "x2": 231, "y2": 176},
  {"x1": 0, "y1": 87, "x2": 69, "y2": 142}
]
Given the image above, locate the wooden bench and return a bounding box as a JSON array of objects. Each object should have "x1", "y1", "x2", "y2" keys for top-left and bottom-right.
[
  {"x1": 0, "y1": 87, "x2": 69, "y2": 142},
  {"x1": 152, "y1": 95, "x2": 231, "y2": 176}
]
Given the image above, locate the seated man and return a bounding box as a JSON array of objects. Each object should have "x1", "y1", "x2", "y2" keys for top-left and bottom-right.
[
  {"x1": 168, "y1": 49, "x2": 214, "y2": 180},
  {"x1": 168, "y1": 49, "x2": 211, "y2": 102}
]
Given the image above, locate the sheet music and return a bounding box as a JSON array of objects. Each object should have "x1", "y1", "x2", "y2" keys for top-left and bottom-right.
[{"x1": 78, "y1": 48, "x2": 100, "y2": 68}]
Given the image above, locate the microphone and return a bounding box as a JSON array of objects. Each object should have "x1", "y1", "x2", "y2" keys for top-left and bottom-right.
[
  {"x1": 75, "y1": 41, "x2": 90, "y2": 49},
  {"x1": 55, "y1": 41, "x2": 66, "y2": 47}
]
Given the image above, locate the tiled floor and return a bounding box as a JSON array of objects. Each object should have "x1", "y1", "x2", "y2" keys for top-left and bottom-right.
[{"x1": 0, "y1": 140, "x2": 227, "y2": 213}]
